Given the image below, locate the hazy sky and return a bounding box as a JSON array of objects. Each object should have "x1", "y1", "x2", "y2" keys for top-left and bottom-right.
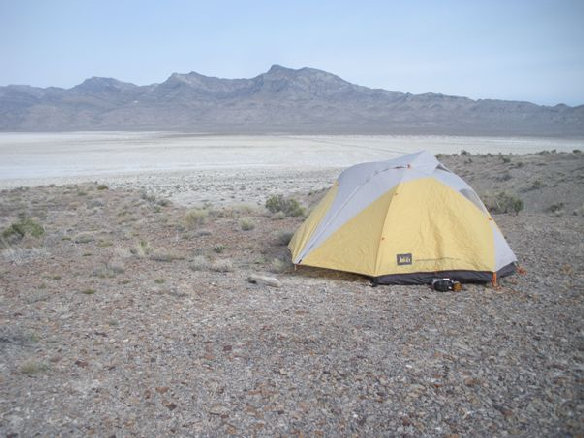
[{"x1": 1, "y1": 0, "x2": 583, "y2": 106}]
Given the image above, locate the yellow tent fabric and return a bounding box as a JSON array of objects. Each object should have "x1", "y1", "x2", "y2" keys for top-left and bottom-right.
[{"x1": 288, "y1": 151, "x2": 517, "y2": 284}]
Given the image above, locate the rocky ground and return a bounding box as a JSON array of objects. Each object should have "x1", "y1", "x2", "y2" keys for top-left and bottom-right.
[{"x1": 1, "y1": 152, "x2": 583, "y2": 437}]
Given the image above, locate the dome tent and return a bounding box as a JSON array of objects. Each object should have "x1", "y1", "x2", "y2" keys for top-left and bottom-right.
[{"x1": 288, "y1": 151, "x2": 517, "y2": 284}]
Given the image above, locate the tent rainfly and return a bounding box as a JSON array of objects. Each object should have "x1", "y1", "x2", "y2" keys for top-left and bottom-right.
[{"x1": 288, "y1": 151, "x2": 517, "y2": 284}]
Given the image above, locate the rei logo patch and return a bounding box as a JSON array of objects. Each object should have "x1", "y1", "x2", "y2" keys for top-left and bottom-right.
[{"x1": 397, "y1": 253, "x2": 412, "y2": 265}]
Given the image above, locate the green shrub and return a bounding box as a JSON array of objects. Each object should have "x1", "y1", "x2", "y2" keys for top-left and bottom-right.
[
  {"x1": 2, "y1": 217, "x2": 45, "y2": 244},
  {"x1": 547, "y1": 203, "x2": 564, "y2": 213},
  {"x1": 265, "y1": 195, "x2": 305, "y2": 217},
  {"x1": 275, "y1": 230, "x2": 294, "y2": 246},
  {"x1": 240, "y1": 218, "x2": 255, "y2": 231},
  {"x1": 269, "y1": 257, "x2": 293, "y2": 274},
  {"x1": 484, "y1": 192, "x2": 524, "y2": 214}
]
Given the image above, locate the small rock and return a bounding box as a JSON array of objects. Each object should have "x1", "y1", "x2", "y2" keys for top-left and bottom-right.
[
  {"x1": 209, "y1": 404, "x2": 230, "y2": 416},
  {"x1": 74, "y1": 359, "x2": 89, "y2": 368},
  {"x1": 247, "y1": 275, "x2": 281, "y2": 288},
  {"x1": 155, "y1": 386, "x2": 169, "y2": 394},
  {"x1": 463, "y1": 376, "x2": 480, "y2": 386},
  {"x1": 493, "y1": 404, "x2": 514, "y2": 418}
]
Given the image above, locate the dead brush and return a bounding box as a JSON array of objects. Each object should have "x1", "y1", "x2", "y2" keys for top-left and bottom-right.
[{"x1": 93, "y1": 257, "x2": 125, "y2": 278}]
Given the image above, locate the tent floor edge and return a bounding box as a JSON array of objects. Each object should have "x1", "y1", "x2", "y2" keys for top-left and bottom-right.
[{"x1": 373, "y1": 263, "x2": 517, "y2": 285}]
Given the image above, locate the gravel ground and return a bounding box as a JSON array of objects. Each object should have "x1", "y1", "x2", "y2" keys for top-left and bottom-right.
[{"x1": 1, "y1": 153, "x2": 583, "y2": 437}]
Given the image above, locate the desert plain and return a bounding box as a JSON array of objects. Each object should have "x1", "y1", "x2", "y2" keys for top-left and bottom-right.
[{"x1": 1, "y1": 133, "x2": 583, "y2": 436}]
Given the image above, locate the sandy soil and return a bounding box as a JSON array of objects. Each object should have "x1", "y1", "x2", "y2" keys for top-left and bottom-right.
[{"x1": 1, "y1": 151, "x2": 583, "y2": 436}]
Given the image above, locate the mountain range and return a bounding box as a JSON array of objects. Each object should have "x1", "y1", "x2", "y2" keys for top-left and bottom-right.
[{"x1": 1, "y1": 65, "x2": 583, "y2": 136}]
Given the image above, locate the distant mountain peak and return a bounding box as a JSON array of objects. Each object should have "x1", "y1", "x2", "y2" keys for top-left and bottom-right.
[
  {"x1": 267, "y1": 64, "x2": 295, "y2": 74},
  {"x1": 73, "y1": 77, "x2": 136, "y2": 92},
  {"x1": 264, "y1": 64, "x2": 339, "y2": 79},
  {"x1": 165, "y1": 72, "x2": 199, "y2": 85},
  {"x1": 169, "y1": 71, "x2": 210, "y2": 81}
]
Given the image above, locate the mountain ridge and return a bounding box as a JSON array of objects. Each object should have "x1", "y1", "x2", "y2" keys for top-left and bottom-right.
[{"x1": 1, "y1": 65, "x2": 583, "y2": 135}]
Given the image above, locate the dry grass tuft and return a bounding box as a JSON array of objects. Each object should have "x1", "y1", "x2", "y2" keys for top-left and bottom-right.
[
  {"x1": 149, "y1": 248, "x2": 185, "y2": 262},
  {"x1": 189, "y1": 255, "x2": 209, "y2": 271},
  {"x1": 210, "y1": 258, "x2": 234, "y2": 272},
  {"x1": 19, "y1": 360, "x2": 49, "y2": 375},
  {"x1": 74, "y1": 233, "x2": 94, "y2": 244},
  {"x1": 130, "y1": 240, "x2": 152, "y2": 258},
  {"x1": 184, "y1": 208, "x2": 210, "y2": 228}
]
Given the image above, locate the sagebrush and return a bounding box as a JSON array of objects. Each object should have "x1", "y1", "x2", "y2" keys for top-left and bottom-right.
[
  {"x1": 265, "y1": 195, "x2": 305, "y2": 217},
  {"x1": 484, "y1": 192, "x2": 524, "y2": 214}
]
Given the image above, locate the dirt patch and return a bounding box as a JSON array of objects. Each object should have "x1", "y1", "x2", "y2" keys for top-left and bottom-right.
[{"x1": 1, "y1": 153, "x2": 583, "y2": 436}]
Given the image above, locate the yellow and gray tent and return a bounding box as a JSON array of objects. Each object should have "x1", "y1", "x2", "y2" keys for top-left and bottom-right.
[{"x1": 289, "y1": 151, "x2": 517, "y2": 284}]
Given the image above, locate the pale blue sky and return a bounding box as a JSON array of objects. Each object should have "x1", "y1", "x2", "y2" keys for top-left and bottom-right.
[{"x1": 1, "y1": 0, "x2": 583, "y2": 106}]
